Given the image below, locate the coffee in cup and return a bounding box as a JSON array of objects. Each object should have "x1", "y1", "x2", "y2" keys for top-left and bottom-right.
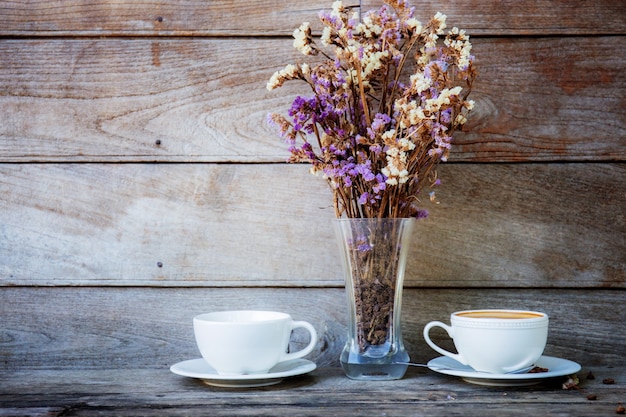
[
  {"x1": 193, "y1": 310, "x2": 317, "y2": 375},
  {"x1": 423, "y1": 309, "x2": 549, "y2": 374}
]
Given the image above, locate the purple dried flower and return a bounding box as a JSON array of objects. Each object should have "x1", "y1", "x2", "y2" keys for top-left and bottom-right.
[
  {"x1": 372, "y1": 174, "x2": 387, "y2": 193},
  {"x1": 356, "y1": 236, "x2": 372, "y2": 252},
  {"x1": 372, "y1": 113, "x2": 391, "y2": 132},
  {"x1": 370, "y1": 144, "x2": 383, "y2": 155}
]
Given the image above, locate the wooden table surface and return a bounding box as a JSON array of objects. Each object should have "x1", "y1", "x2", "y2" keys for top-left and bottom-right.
[{"x1": 2, "y1": 365, "x2": 624, "y2": 416}]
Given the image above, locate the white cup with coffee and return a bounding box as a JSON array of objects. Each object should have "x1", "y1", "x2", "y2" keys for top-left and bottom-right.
[
  {"x1": 193, "y1": 310, "x2": 317, "y2": 375},
  {"x1": 423, "y1": 309, "x2": 549, "y2": 374}
]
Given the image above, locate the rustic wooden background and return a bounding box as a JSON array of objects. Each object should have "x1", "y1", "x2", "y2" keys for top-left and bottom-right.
[{"x1": 0, "y1": 0, "x2": 624, "y2": 372}]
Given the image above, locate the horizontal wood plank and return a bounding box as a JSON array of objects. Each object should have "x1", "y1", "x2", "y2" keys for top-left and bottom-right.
[
  {"x1": 1, "y1": 287, "x2": 624, "y2": 370},
  {"x1": 0, "y1": 37, "x2": 624, "y2": 162},
  {"x1": 0, "y1": 0, "x2": 624, "y2": 36},
  {"x1": 1, "y1": 366, "x2": 625, "y2": 416},
  {"x1": 0, "y1": 163, "x2": 623, "y2": 288}
]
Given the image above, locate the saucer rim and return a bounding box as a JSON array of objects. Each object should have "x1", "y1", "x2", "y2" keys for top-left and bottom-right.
[
  {"x1": 170, "y1": 358, "x2": 317, "y2": 381},
  {"x1": 427, "y1": 355, "x2": 581, "y2": 380}
]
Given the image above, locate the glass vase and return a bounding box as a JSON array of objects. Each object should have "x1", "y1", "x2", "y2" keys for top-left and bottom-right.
[{"x1": 334, "y1": 217, "x2": 414, "y2": 380}]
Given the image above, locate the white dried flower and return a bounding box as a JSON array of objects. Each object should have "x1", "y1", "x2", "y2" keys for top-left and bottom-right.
[
  {"x1": 406, "y1": 18, "x2": 422, "y2": 33},
  {"x1": 266, "y1": 64, "x2": 300, "y2": 90},
  {"x1": 410, "y1": 72, "x2": 431, "y2": 94},
  {"x1": 433, "y1": 12, "x2": 447, "y2": 34},
  {"x1": 331, "y1": 0, "x2": 344, "y2": 14},
  {"x1": 455, "y1": 114, "x2": 467, "y2": 125},
  {"x1": 321, "y1": 26, "x2": 332, "y2": 46},
  {"x1": 293, "y1": 22, "x2": 314, "y2": 55},
  {"x1": 398, "y1": 138, "x2": 416, "y2": 151}
]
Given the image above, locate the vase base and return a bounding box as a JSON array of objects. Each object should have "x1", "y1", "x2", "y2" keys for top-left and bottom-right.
[{"x1": 340, "y1": 361, "x2": 409, "y2": 381}]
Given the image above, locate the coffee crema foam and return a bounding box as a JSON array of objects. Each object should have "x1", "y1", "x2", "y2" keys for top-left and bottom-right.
[{"x1": 456, "y1": 311, "x2": 544, "y2": 319}]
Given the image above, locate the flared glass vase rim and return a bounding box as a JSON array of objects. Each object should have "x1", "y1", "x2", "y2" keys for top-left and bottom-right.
[{"x1": 334, "y1": 217, "x2": 417, "y2": 222}]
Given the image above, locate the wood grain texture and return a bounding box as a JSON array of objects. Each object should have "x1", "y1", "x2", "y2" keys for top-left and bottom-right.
[
  {"x1": 0, "y1": 0, "x2": 624, "y2": 36},
  {"x1": 1, "y1": 0, "x2": 624, "y2": 413},
  {"x1": 1, "y1": 287, "x2": 624, "y2": 371},
  {"x1": 1, "y1": 163, "x2": 623, "y2": 288},
  {"x1": 0, "y1": 36, "x2": 624, "y2": 162},
  {"x1": 1, "y1": 366, "x2": 625, "y2": 416}
]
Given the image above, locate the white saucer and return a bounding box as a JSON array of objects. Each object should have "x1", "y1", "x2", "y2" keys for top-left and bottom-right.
[
  {"x1": 170, "y1": 358, "x2": 317, "y2": 388},
  {"x1": 427, "y1": 355, "x2": 581, "y2": 386}
]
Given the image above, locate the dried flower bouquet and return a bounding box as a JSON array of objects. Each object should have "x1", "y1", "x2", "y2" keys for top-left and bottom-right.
[{"x1": 267, "y1": 0, "x2": 477, "y2": 219}]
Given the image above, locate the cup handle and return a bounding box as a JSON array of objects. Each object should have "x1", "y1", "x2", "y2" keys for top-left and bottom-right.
[
  {"x1": 282, "y1": 320, "x2": 317, "y2": 362},
  {"x1": 423, "y1": 321, "x2": 467, "y2": 365}
]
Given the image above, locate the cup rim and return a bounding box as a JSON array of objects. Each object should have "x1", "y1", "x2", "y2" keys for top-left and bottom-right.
[
  {"x1": 452, "y1": 309, "x2": 548, "y2": 321},
  {"x1": 194, "y1": 310, "x2": 291, "y2": 324}
]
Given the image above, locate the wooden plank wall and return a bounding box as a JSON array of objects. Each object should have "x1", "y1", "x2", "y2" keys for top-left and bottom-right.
[{"x1": 1, "y1": 1, "x2": 624, "y2": 370}]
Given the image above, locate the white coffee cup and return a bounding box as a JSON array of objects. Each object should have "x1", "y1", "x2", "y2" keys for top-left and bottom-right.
[
  {"x1": 423, "y1": 309, "x2": 549, "y2": 374},
  {"x1": 193, "y1": 310, "x2": 317, "y2": 375}
]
